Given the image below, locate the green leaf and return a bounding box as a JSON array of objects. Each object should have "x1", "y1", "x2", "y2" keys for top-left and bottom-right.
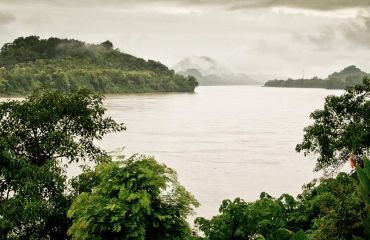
[
  {"x1": 357, "y1": 166, "x2": 370, "y2": 196},
  {"x1": 364, "y1": 157, "x2": 370, "y2": 180}
]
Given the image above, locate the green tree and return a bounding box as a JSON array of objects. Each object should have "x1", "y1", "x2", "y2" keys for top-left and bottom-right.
[
  {"x1": 296, "y1": 78, "x2": 370, "y2": 173},
  {"x1": 0, "y1": 89, "x2": 125, "y2": 239},
  {"x1": 68, "y1": 155, "x2": 199, "y2": 240},
  {"x1": 195, "y1": 193, "x2": 307, "y2": 240},
  {"x1": 100, "y1": 40, "x2": 114, "y2": 49},
  {"x1": 300, "y1": 173, "x2": 367, "y2": 239}
]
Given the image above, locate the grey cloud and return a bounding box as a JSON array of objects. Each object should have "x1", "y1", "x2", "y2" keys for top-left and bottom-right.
[
  {"x1": 2, "y1": 0, "x2": 370, "y2": 10},
  {"x1": 305, "y1": 27, "x2": 337, "y2": 50},
  {"x1": 0, "y1": 12, "x2": 15, "y2": 25},
  {"x1": 306, "y1": 15, "x2": 370, "y2": 49},
  {"x1": 227, "y1": 0, "x2": 370, "y2": 11},
  {"x1": 342, "y1": 16, "x2": 370, "y2": 48}
]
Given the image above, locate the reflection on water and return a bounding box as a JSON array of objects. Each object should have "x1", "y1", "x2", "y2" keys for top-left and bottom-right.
[{"x1": 95, "y1": 86, "x2": 344, "y2": 218}]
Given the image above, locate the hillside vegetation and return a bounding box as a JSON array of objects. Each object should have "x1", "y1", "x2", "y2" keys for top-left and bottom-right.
[
  {"x1": 264, "y1": 65, "x2": 368, "y2": 89},
  {"x1": 0, "y1": 36, "x2": 198, "y2": 95}
]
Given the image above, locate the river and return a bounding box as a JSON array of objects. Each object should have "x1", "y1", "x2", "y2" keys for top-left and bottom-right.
[{"x1": 97, "y1": 85, "x2": 342, "y2": 219}]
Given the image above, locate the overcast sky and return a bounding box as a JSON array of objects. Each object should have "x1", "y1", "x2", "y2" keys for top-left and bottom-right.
[{"x1": 0, "y1": 0, "x2": 370, "y2": 78}]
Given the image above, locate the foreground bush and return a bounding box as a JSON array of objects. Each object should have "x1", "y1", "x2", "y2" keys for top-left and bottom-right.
[
  {"x1": 196, "y1": 172, "x2": 368, "y2": 240},
  {"x1": 68, "y1": 156, "x2": 199, "y2": 240}
]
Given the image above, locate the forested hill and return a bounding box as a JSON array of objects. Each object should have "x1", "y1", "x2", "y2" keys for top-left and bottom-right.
[
  {"x1": 264, "y1": 65, "x2": 368, "y2": 89},
  {"x1": 0, "y1": 36, "x2": 198, "y2": 95}
]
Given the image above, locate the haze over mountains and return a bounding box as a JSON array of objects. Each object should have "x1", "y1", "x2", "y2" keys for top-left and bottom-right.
[{"x1": 173, "y1": 56, "x2": 265, "y2": 86}]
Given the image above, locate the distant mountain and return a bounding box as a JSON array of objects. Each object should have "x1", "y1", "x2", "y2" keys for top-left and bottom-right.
[
  {"x1": 0, "y1": 36, "x2": 198, "y2": 95},
  {"x1": 173, "y1": 56, "x2": 261, "y2": 86},
  {"x1": 264, "y1": 66, "x2": 369, "y2": 89}
]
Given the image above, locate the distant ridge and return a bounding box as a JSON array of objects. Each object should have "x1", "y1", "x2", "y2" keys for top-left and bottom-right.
[
  {"x1": 264, "y1": 66, "x2": 368, "y2": 89},
  {"x1": 0, "y1": 36, "x2": 198, "y2": 95},
  {"x1": 174, "y1": 56, "x2": 261, "y2": 86}
]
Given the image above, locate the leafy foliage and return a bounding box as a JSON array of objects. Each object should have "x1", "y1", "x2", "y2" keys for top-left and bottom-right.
[
  {"x1": 296, "y1": 77, "x2": 370, "y2": 173},
  {"x1": 195, "y1": 193, "x2": 305, "y2": 240},
  {"x1": 68, "y1": 155, "x2": 199, "y2": 240},
  {"x1": 0, "y1": 36, "x2": 198, "y2": 95},
  {"x1": 357, "y1": 157, "x2": 370, "y2": 205},
  {"x1": 302, "y1": 173, "x2": 368, "y2": 239},
  {"x1": 0, "y1": 90, "x2": 124, "y2": 239},
  {"x1": 195, "y1": 173, "x2": 368, "y2": 240},
  {"x1": 356, "y1": 156, "x2": 370, "y2": 239}
]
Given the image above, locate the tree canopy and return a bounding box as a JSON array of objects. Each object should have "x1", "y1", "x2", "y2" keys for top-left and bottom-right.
[
  {"x1": 195, "y1": 172, "x2": 368, "y2": 240},
  {"x1": 68, "y1": 155, "x2": 199, "y2": 240},
  {"x1": 0, "y1": 36, "x2": 198, "y2": 95},
  {"x1": 296, "y1": 77, "x2": 370, "y2": 173},
  {"x1": 0, "y1": 89, "x2": 124, "y2": 239}
]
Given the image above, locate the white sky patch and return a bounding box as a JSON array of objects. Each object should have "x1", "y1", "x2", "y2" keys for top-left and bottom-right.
[
  {"x1": 271, "y1": 7, "x2": 362, "y2": 19},
  {"x1": 149, "y1": 5, "x2": 207, "y2": 15}
]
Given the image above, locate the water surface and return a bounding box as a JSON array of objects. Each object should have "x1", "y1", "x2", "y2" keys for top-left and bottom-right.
[{"x1": 99, "y1": 86, "x2": 342, "y2": 218}]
